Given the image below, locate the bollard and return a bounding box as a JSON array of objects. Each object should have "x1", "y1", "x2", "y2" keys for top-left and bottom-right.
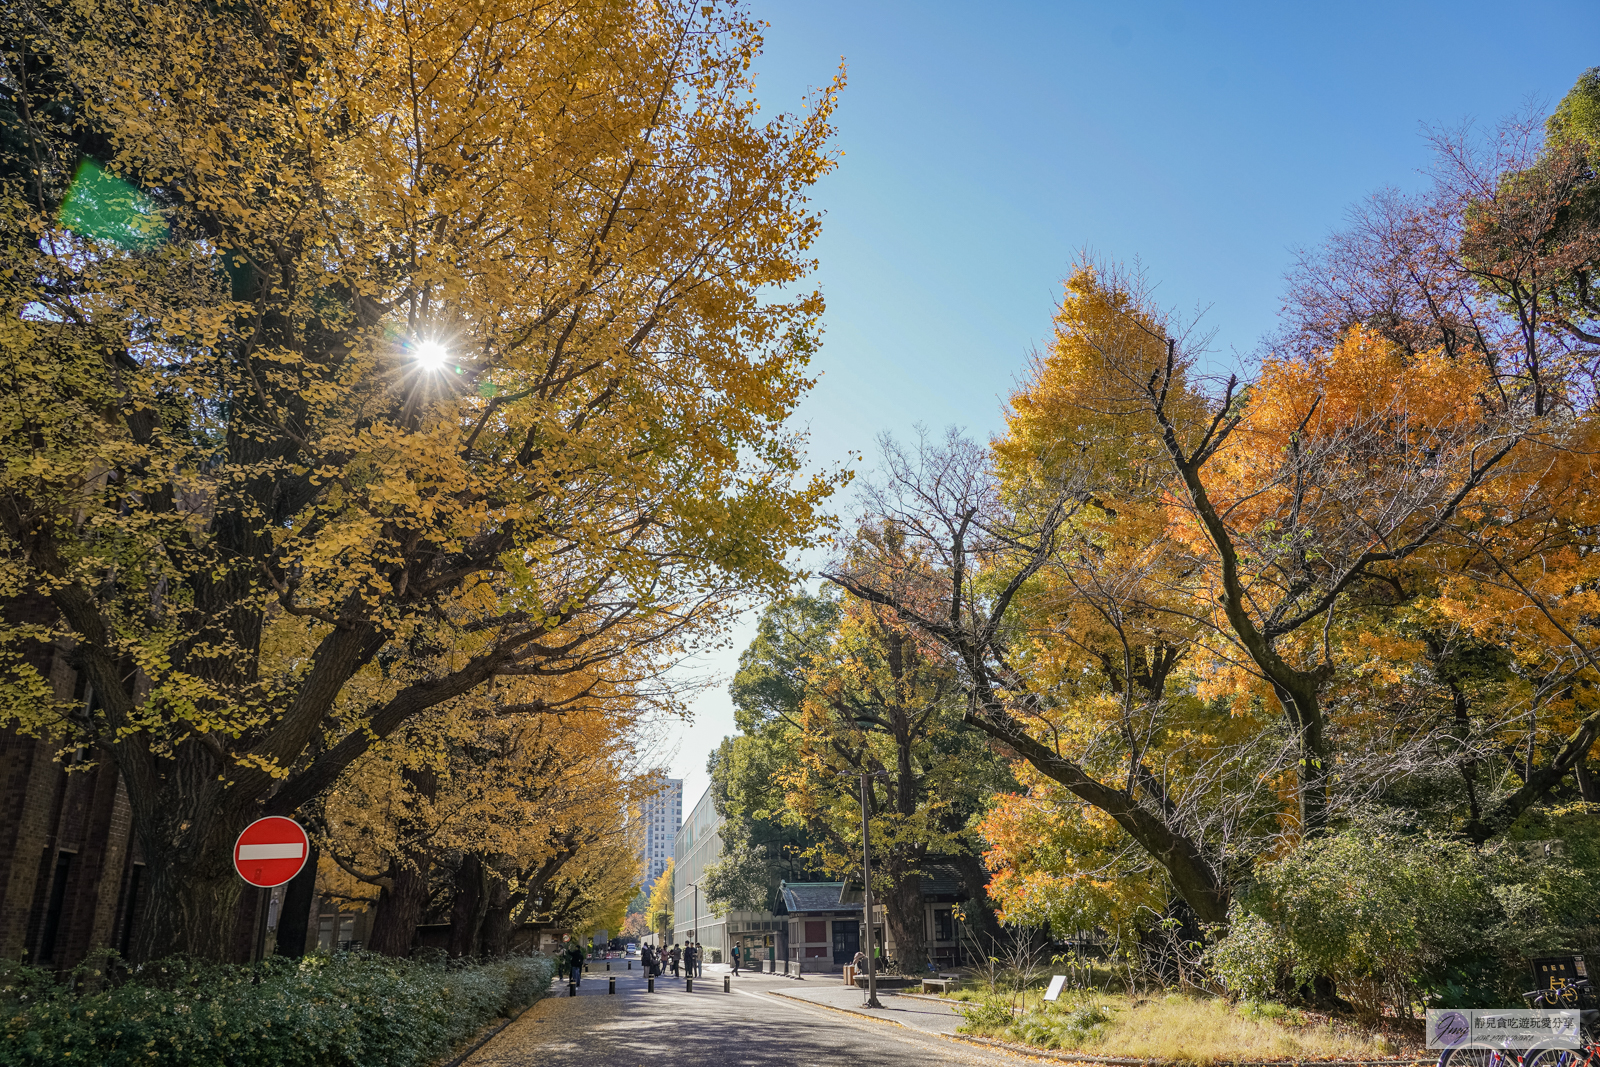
[
  {"x1": 723, "y1": 974, "x2": 730, "y2": 993},
  {"x1": 648, "y1": 976, "x2": 654, "y2": 993},
  {"x1": 686, "y1": 977, "x2": 693, "y2": 992},
  {"x1": 606, "y1": 961, "x2": 610, "y2": 971},
  {"x1": 609, "y1": 976, "x2": 615, "y2": 995},
  {"x1": 568, "y1": 982, "x2": 576, "y2": 997},
  {"x1": 628, "y1": 961, "x2": 633, "y2": 969},
  {"x1": 784, "y1": 958, "x2": 790, "y2": 975}
]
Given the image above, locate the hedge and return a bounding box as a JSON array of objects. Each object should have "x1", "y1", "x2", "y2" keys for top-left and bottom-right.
[{"x1": 1, "y1": 950, "x2": 553, "y2": 1067}]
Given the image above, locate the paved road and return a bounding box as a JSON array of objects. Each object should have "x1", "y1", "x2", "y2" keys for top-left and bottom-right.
[{"x1": 464, "y1": 961, "x2": 1039, "y2": 1067}]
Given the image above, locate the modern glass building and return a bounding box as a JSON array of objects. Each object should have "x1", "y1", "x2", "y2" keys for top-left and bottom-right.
[{"x1": 670, "y1": 785, "x2": 784, "y2": 965}]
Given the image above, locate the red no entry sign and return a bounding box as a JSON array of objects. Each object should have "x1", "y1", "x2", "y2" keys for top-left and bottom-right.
[{"x1": 233, "y1": 816, "x2": 310, "y2": 888}]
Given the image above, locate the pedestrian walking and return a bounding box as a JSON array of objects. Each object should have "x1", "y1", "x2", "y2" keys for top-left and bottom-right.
[
  {"x1": 695, "y1": 942, "x2": 704, "y2": 977},
  {"x1": 669, "y1": 943, "x2": 681, "y2": 978},
  {"x1": 731, "y1": 942, "x2": 741, "y2": 976},
  {"x1": 566, "y1": 940, "x2": 586, "y2": 987},
  {"x1": 683, "y1": 942, "x2": 695, "y2": 978}
]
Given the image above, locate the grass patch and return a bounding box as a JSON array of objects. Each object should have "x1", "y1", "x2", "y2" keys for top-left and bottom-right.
[{"x1": 953, "y1": 989, "x2": 1419, "y2": 1064}]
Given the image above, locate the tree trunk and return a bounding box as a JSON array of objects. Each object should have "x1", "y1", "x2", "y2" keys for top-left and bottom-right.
[
  {"x1": 1287, "y1": 685, "x2": 1332, "y2": 835},
  {"x1": 1471, "y1": 711, "x2": 1600, "y2": 842},
  {"x1": 367, "y1": 766, "x2": 438, "y2": 957},
  {"x1": 368, "y1": 855, "x2": 430, "y2": 957},
  {"x1": 965, "y1": 708, "x2": 1231, "y2": 926},
  {"x1": 882, "y1": 868, "x2": 928, "y2": 975},
  {"x1": 1151, "y1": 388, "x2": 1341, "y2": 840},
  {"x1": 130, "y1": 843, "x2": 247, "y2": 963},
  {"x1": 448, "y1": 853, "x2": 488, "y2": 958},
  {"x1": 123, "y1": 748, "x2": 256, "y2": 963},
  {"x1": 479, "y1": 881, "x2": 516, "y2": 958},
  {"x1": 1577, "y1": 758, "x2": 1598, "y2": 803},
  {"x1": 275, "y1": 842, "x2": 319, "y2": 957}
]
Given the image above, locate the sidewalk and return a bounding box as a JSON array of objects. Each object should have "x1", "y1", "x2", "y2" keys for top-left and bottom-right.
[
  {"x1": 699, "y1": 961, "x2": 807, "y2": 980},
  {"x1": 767, "y1": 983, "x2": 968, "y2": 1036}
]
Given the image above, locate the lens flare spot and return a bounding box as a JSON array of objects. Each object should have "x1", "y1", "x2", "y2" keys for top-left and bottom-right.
[{"x1": 414, "y1": 340, "x2": 448, "y2": 370}]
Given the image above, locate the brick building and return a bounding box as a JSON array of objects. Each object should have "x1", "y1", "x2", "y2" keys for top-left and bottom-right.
[
  {"x1": 0, "y1": 596, "x2": 334, "y2": 970},
  {"x1": 0, "y1": 590, "x2": 152, "y2": 970},
  {"x1": 0, "y1": 721, "x2": 356, "y2": 969},
  {"x1": 0, "y1": 728, "x2": 142, "y2": 968}
]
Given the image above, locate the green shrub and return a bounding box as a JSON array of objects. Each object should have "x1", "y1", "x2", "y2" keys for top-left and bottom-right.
[
  {"x1": 1008, "y1": 1003, "x2": 1114, "y2": 1049},
  {"x1": 958, "y1": 995, "x2": 1115, "y2": 1050},
  {"x1": 1208, "y1": 908, "x2": 1287, "y2": 1002},
  {"x1": 1210, "y1": 818, "x2": 1600, "y2": 1020},
  {"x1": 0, "y1": 950, "x2": 552, "y2": 1067},
  {"x1": 955, "y1": 997, "x2": 1015, "y2": 1033},
  {"x1": 1235, "y1": 831, "x2": 1496, "y2": 1020}
]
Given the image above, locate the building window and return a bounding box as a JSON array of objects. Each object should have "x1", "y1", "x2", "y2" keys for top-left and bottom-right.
[
  {"x1": 38, "y1": 851, "x2": 74, "y2": 963},
  {"x1": 117, "y1": 862, "x2": 145, "y2": 959},
  {"x1": 804, "y1": 920, "x2": 826, "y2": 943},
  {"x1": 934, "y1": 908, "x2": 955, "y2": 942}
]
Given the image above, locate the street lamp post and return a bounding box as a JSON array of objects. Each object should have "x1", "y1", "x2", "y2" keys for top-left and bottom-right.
[
  {"x1": 686, "y1": 881, "x2": 700, "y2": 976},
  {"x1": 845, "y1": 708, "x2": 893, "y2": 1011},
  {"x1": 858, "y1": 770, "x2": 884, "y2": 1009}
]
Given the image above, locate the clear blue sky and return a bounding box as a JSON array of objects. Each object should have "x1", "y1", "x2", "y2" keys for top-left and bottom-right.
[{"x1": 664, "y1": 0, "x2": 1600, "y2": 808}]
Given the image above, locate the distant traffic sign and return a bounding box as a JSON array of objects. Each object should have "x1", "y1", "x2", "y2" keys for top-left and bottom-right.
[{"x1": 233, "y1": 816, "x2": 310, "y2": 887}]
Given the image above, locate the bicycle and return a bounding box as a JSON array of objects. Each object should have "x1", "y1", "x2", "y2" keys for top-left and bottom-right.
[
  {"x1": 1519, "y1": 982, "x2": 1600, "y2": 1067},
  {"x1": 1438, "y1": 982, "x2": 1599, "y2": 1067}
]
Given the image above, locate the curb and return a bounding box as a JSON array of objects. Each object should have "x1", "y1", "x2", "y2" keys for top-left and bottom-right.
[
  {"x1": 440, "y1": 993, "x2": 544, "y2": 1067},
  {"x1": 898, "y1": 989, "x2": 971, "y2": 1004},
  {"x1": 945, "y1": 1032, "x2": 1429, "y2": 1067},
  {"x1": 766, "y1": 992, "x2": 1426, "y2": 1067}
]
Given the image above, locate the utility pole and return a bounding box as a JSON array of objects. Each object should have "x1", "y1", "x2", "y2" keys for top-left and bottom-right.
[{"x1": 859, "y1": 771, "x2": 883, "y2": 1009}]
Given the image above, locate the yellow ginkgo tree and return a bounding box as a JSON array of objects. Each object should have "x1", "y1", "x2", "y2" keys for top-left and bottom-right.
[
  {"x1": 320, "y1": 626, "x2": 667, "y2": 957},
  {"x1": 0, "y1": 0, "x2": 842, "y2": 961}
]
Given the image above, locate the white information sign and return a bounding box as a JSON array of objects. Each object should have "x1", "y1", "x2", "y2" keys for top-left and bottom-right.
[
  {"x1": 1427, "y1": 1009, "x2": 1580, "y2": 1050},
  {"x1": 1043, "y1": 975, "x2": 1068, "y2": 1002}
]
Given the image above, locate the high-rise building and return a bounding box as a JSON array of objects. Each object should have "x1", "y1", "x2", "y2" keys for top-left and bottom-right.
[{"x1": 639, "y1": 778, "x2": 682, "y2": 887}]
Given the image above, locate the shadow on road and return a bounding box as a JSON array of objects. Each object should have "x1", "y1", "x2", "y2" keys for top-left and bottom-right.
[{"x1": 465, "y1": 967, "x2": 1016, "y2": 1067}]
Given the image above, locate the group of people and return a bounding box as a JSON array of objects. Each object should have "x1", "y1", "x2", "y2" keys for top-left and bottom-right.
[
  {"x1": 640, "y1": 941, "x2": 706, "y2": 979},
  {"x1": 562, "y1": 937, "x2": 773, "y2": 986}
]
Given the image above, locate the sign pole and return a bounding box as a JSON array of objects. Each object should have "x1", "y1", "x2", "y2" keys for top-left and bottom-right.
[{"x1": 253, "y1": 885, "x2": 269, "y2": 962}]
